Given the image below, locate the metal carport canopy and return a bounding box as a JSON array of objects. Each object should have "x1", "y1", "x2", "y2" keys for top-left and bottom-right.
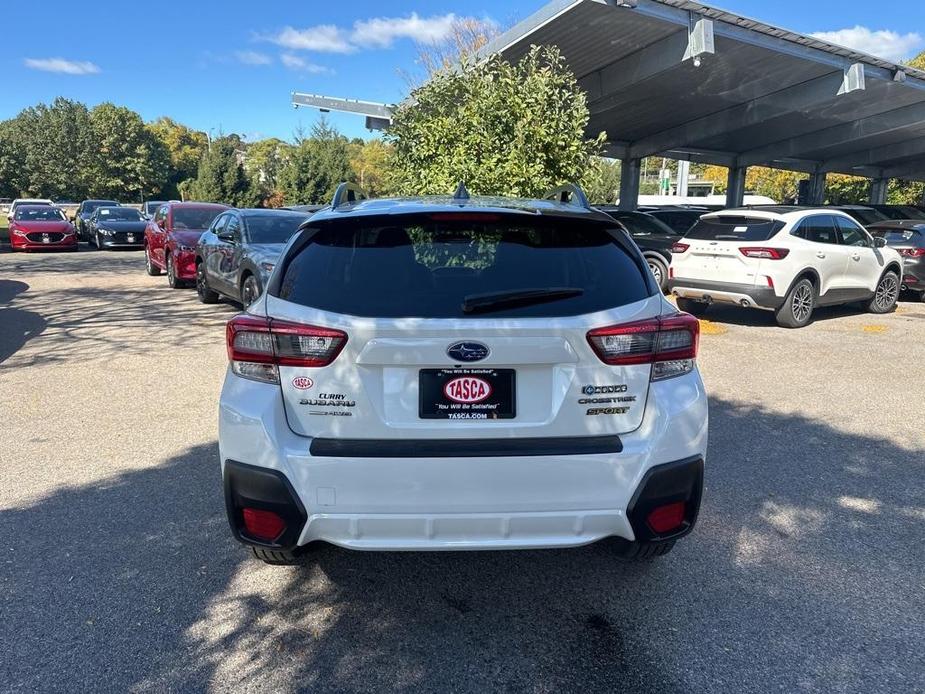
[{"x1": 479, "y1": 0, "x2": 925, "y2": 207}]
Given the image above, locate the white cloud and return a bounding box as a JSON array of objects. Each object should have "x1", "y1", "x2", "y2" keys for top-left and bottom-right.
[
  {"x1": 810, "y1": 26, "x2": 924, "y2": 63},
  {"x1": 351, "y1": 12, "x2": 457, "y2": 48},
  {"x1": 280, "y1": 54, "x2": 331, "y2": 74},
  {"x1": 235, "y1": 50, "x2": 272, "y2": 66},
  {"x1": 265, "y1": 25, "x2": 355, "y2": 54},
  {"x1": 24, "y1": 58, "x2": 100, "y2": 75}
]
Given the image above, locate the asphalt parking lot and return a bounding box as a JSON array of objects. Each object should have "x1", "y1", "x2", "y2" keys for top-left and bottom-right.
[{"x1": 1, "y1": 247, "x2": 923, "y2": 693}]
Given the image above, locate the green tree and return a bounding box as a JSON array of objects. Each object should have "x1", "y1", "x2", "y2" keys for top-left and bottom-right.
[
  {"x1": 386, "y1": 45, "x2": 605, "y2": 197},
  {"x1": 147, "y1": 117, "x2": 209, "y2": 198},
  {"x1": 907, "y1": 49, "x2": 925, "y2": 70},
  {"x1": 5, "y1": 98, "x2": 96, "y2": 199},
  {"x1": 89, "y1": 103, "x2": 169, "y2": 202},
  {"x1": 583, "y1": 157, "x2": 622, "y2": 204},
  {"x1": 245, "y1": 137, "x2": 292, "y2": 204},
  {"x1": 188, "y1": 136, "x2": 257, "y2": 206},
  {"x1": 279, "y1": 118, "x2": 352, "y2": 205},
  {"x1": 348, "y1": 139, "x2": 393, "y2": 197}
]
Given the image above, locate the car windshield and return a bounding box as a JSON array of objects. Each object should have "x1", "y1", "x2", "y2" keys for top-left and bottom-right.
[
  {"x1": 278, "y1": 216, "x2": 650, "y2": 318},
  {"x1": 85, "y1": 201, "x2": 118, "y2": 212},
  {"x1": 16, "y1": 207, "x2": 65, "y2": 221},
  {"x1": 145, "y1": 202, "x2": 163, "y2": 213},
  {"x1": 685, "y1": 216, "x2": 785, "y2": 242},
  {"x1": 98, "y1": 208, "x2": 143, "y2": 221},
  {"x1": 611, "y1": 213, "x2": 676, "y2": 236},
  {"x1": 842, "y1": 208, "x2": 888, "y2": 225},
  {"x1": 245, "y1": 214, "x2": 309, "y2": 244},
  {"x1": 173, "y1": 207, "x2": 223, "y2": 229}
]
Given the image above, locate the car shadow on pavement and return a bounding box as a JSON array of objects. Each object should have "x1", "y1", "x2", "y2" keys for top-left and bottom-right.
[
  {"x1": 2, "y1": 400, "x2": 923, "y2": 692},
  {"x1": 0, "y1": 279, "x2": 46, "y2": 365}
]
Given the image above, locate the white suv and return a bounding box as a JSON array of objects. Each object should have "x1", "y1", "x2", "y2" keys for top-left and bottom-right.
[
  {"x1": 218, "y1": 185, "x2": 708, "y2": 565},
  {"x1": 667, "y1": 207, "x2": 903, "y2": 328}
]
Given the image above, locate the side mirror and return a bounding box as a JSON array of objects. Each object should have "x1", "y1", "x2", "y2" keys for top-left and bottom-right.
[
  {"x1": 873, "y1": 236, "x2": 887, "y2": 248},
  {"x1": 217, "y1": 230, "x2": 236, "y2": 242}
]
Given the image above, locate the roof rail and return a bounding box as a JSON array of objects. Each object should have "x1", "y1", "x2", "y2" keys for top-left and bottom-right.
[
  {"x1": 542, "y1": 183, "x2": 591, "y2": 210},
  {"x1": 331, "y1": 182, "x2": 369, "y2": 210}
]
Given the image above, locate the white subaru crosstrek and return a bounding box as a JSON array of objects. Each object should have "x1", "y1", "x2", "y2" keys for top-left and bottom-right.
[
  {"x1": 219, "y1": 185, "x2": 708, "y2": 564},
  {"x1": 667, "y1": 207, "x2": 903, "y2": 328}
]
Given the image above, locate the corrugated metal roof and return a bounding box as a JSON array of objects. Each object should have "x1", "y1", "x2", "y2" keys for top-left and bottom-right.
[{"x1": 485, "y1": 0, "x2": 925, "y2": 182}]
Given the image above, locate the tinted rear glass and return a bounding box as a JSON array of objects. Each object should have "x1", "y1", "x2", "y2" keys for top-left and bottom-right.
[
  {"x1": 685, "y1": 216, "x2": 785, "y2": 242},
  {"x1": 878, "y1": 229, "x2": 924, "y2": 246},
  {"x1": 841, "y1": 208, "x2": 887, "y2": 225},
  {"x1": 245, "y1": 214, "x2": 309, "y2": 244},
  {"x1": 278, "y1": 217, "x2": 650, "y2": 318},
  {"x1": 173, "y1": 207, "x2": 223, "y2": 229},
  {"x1": 85, "y1": 201, "x2": 118, "y2": 212},
  {"x1": 609, "y1": 212, "x2": 676, "y2": 237}
]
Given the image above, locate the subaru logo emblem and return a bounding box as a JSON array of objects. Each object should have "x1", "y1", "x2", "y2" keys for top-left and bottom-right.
[{"x1": 447, "y1": 341, "x2": 490, "y2": 363}]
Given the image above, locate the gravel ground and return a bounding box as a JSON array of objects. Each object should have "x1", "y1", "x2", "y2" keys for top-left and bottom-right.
[{"x1": 1, "y1": 246, "x2": 923, "y2": 693}]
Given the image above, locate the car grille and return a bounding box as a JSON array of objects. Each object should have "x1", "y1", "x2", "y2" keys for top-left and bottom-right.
[
  {"x1": 111, "y1": 232, "x2": 142, "y2": 243},
  {"x1": 26, "y1": 232, "x2": 65, "y2": 243}
]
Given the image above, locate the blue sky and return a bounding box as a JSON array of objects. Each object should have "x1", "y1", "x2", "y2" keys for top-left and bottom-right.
[{"x1": 3, "y1": 0, "x2": 923, "y2": 142}]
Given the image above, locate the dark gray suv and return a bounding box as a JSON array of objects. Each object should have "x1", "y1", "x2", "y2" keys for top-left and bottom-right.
[{"x1": 195, "y1": 208, "x2": 312, "y2": 307}]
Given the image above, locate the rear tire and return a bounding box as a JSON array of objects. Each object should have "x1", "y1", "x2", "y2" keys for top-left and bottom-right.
[
  {"x1": 609, "y1": 538, "x2": 675, "y2": 560},
  {"x1": 251, "y1": 547, "x2": 301, "y2": 565},
  {"x1": 867, "y1": 271, "x2": 899, "y2": 314},
  {"x1": 646, "y1": 255, "x2": 669, "y2": 293},
  {"x1": 145, "y1": 245, "x2": 162, "y2": 276},
  {"x1": 676, "y1": 297, "x2": 710, "y2": 317},
  {"x1": 919, "y1": 291, "x2": 925, "y2": 303},
  {"x1": 196, "y1": 261, "x2": 219, "y2": 304},
  {"x1": 775, "y1": 278, "x2": 815, "y2": 328}
]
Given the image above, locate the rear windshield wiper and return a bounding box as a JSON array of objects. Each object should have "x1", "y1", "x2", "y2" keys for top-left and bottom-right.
[{"x1": 462, "y1": 287, "x2": 584, "y2": 314}]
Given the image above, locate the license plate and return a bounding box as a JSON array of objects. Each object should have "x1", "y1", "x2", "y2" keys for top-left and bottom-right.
[{"x1": 419, "y1": 368, "x2": 515, "y2": 420}]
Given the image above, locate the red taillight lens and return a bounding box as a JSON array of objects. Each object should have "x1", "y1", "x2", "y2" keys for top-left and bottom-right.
[
  {"x1": 899, "y1": 247, "x2": 925, "y2": 257},
  {"x1": 671, "y1": 242, "x2": 690, "y2": 254},
  {"x1": 587, "y1": 313, "x2": 700, "y2": 367},
  {"x1": 647, "y1": 501, "x2": 686, "y2": 534},
  {"x1": 739, "y1": 247, "x2": 790, "y2": 260},
  {"x1": 242, "y1": 508, "x2": 286, "y2": 542},
  {"x1": 226, "y1": 314, "x2": 347, "y2": 382}
]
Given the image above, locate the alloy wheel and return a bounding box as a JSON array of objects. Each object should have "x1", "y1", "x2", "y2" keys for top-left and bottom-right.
[
  {"x1": 242, "y1": 277, "x2": 259, "y2": 307},
  {"x1": 647, "y1": 259, "x2": 663, "y2": 287},
  {"x1": 791, "y1": 284, "x2": 813, "y2": 323},
  {"x1": 875, "y1": 274, "x2": 899, "y2": 310}
]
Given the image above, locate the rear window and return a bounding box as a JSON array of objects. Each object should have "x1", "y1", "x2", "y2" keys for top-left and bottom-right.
[
  {"x1": 173, "y1": 207, "x2": 223, "y2": 230},
  {"x1": 278, "y1": 217, "x2": 650, "y2": 318},
  {"x1": 685, "y1": 216, "x2": 785, "y2": 242},
  {"x1": 877, "y1": 229, "x2": 923, "y2": 246}
]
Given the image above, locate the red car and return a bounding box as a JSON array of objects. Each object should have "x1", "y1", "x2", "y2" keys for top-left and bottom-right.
[
  {"x1": 8, "y1": 205, "x2": 78, "y2": 252},
  {"x1": 144, "y1": 202, "x2": 230, "y2": 288}
]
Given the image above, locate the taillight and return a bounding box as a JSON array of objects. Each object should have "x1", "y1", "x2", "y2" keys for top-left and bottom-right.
[
  {"x1": 739, "y1": 247, "x2": 790, "y2": 259},
  {"x1": 226, "y1": 314, "x2": 347, "y2": 384},
  {"x1": 242, "y1": 508, "x2": 286, "y2": 542},
  {"x1": 671, "y1": 242, "x2": 690, "y2": 254},
  {"x1": 587, "y1": 313, "x2": 699, "y2": 381},
  {"x1": 899, "y1": 247, "x2": 925, "y2": 257}
]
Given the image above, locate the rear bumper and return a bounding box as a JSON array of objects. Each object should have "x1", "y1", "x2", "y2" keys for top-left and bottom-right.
[
  {"x1": 900, "y1": 258, "x2": 924, "y2": 290},
  {"x1": 219, "y1": 369, "x2": 709, "y2": 552},
  {"x1": 668, "y1": 278, "x2": 783, "y2": 310}
]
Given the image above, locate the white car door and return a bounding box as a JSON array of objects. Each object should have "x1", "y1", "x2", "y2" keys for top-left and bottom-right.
[
  {"x1": 835, "y1": 216, "x2": 882, "y2": 291},
  {"x1": 794, "y1": 215, "x2": 848, "y2": 294}
]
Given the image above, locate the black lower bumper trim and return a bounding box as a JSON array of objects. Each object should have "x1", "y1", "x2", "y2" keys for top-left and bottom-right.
[
  {"x1": 627, "y1": 455, "x2": 704, "y2": 542},
  {"x1": 667, "y1": 278, "x2": 783, "y2": 309},
  {"x1": 309, "y1": 435, "x2": 623, "y2": 458},
  {"x1": 223, "y1": 460, "x2": 307, "y2": 550}
]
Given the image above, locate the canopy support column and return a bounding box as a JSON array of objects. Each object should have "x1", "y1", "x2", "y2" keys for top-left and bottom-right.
[
  {"x1": 619, "y1": 158, "x2": 641, "y2": 211},
  {"x1": 869, "y1": 178, "x2": 889, "y2": 205},
  {"x1": 726, "y1": 166, "x2": 746, "y2": 208}
]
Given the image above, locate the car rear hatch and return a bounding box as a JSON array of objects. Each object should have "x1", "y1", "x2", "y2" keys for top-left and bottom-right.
[
  {"x1": 230, "y1": 210, "x2": 687, "y2": 440},
  {"x1": 672, "y1": 215, "x2": 787, "y2": 284}
]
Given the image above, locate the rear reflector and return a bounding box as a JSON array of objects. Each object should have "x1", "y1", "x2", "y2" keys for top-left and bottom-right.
[
  {"x1": 587, "y1": 314, "x2": 700, "y2": 372},
  {"x1": 739, "y1": 247, "x2": 790, "y2": 260},
  {"x1": 647, "y1": 501, "x2": 686, "y2": 534},
  {"x1": 242, "y1": 508, "x2": 286, "y2": 542},
  {"x1": 899, "y1": 247, "x2": 925, "y2": 257},
  {"x1": 227, "y1": 314, "x2": 347, "y2": 383},
  {"x1": 671, "y1": 243, "x2": 690, "y2": 254}
]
